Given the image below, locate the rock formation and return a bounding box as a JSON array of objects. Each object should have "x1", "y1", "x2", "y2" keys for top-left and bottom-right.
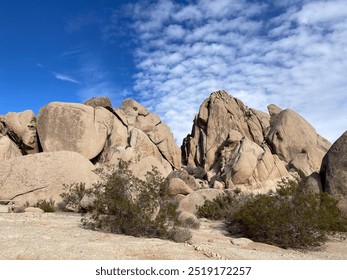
[
  {"x1": 37, "y1": 102, "x2": 114, "y2": 160},
  {"x1": 0, "y1": 96, "x2": 181, "y2": 207},
  {"x1": 320, "y1": 131, "x2": 347, "y2": 214},
  {"x1": 1, "y1": 91, "x2": 343, "y2": 219},
  {"x1": 181, "y1": 90, "x2": 332, "y2": 193},
  {"x1": 0, "y1": 135, "x2": 22, "y2": 161},
  {"x1": 0, "y1": 151, "x2": 98, "y2": 206},
  {"x1": 0, "y1": 110, "x2": 39, "y2": 155},
  {"x1": 267, "y1": 109, "x2": 331, "y2": 175},
  {"x1": 98, "y1": 98, "x2": 181, "y2": 179},
  {"x1": 182, "y1": 90, "x2": 290, "y2": 192}
]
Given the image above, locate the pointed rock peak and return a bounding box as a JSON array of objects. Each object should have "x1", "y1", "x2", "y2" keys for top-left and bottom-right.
[{"x1": 267, "y1": 104, "x2": 282, "y2": 117}]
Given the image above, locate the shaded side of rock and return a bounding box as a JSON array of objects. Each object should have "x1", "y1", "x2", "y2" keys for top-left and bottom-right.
[{"x1": 320, "y1": 131, "x2": 347, "y2": 214}]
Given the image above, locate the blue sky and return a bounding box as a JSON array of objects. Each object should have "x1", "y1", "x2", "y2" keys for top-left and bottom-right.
[{"x1": 0, "y1": 0, "x2": 346, "y2": 144}]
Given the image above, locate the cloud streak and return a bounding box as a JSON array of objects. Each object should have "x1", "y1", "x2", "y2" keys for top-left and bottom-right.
[
  {"x1": 129, "y1": 0, "x2": 347, "y2": 143},
  {"x1": 53, "y1": 72, "x2": 81, "y2": 84}
]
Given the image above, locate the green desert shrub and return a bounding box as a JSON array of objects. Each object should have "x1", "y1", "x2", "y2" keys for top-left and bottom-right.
[
  {"x1": 82, "y1": 163, "x2": 191, "y2": 243},
  {"x1": 227, "y1": 180, "x2": 347, "y2": 248},
  {"x1": 197, "y1": 193, "x2": 236, "y2": 220},
  {"x1": 197, "y1": 178, "x2": 347, "y2": 248},
  {"x1": 34, "y1": 198, "x2": 55, "y2": 212},
  {"x1": 60, "y1": 182, "x2": 90, "y2": 212}
]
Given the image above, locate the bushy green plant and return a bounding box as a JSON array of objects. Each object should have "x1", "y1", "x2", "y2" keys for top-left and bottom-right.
[
  {"x1": 34, "y1": 198, "x2": 55, "y2": 212},
  {"x1": 197, "y1": 193, "x2": 236, "y2": 220},
  {"x1": 60, "y1": 182, "x2": 90, "y2": 212},
  {"x1": 227, "y1": 179, "x2": 347, "y2": 248},
  {"x1": 82, "y1": 163, "x2": 191, "y2": 243}
]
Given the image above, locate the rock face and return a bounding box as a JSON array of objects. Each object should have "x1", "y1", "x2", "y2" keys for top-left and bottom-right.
[
  {"x1": 37, "y1": 102, "x2": 114, "y2": 160},
  {"x1": 84, "y1": 96, "x2": 113, "y2": 109},
  {"x1": 182, "y1": 90, "x2": 332, "y2": 191},
  {"x1": 0, "y1": 91, "x2": 338, "y2": 217},
  {"x1": 182, "y1": 90, "x2": 269, "y2": 171},
  {"x1": 0, "y1": 110, "x2": 39, "y2": 154},
  {"x1": 0, "y1": 135, "x2": 22, "y2": 161},
  {"x1": 98, "y1": 98, "x2": 181, "y2": 178},
  {"x1": 182, "y1": 90, "x2": 288, "y2": 191},
  {"x1": 0, "y1": 151, "x2": 98, "y2": 206},
  {"x1": 320, "y1": 131, "x2": 347, "y2": 214},
  {"x1": 267, "y1": 109, "x2": 331, "y2": 175}
]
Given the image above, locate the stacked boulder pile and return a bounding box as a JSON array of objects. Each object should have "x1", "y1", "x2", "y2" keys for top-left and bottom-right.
[
  {"x1": 0, "y1": 91, "x2": 346, "y2": 219},
  {"x1": 0, "y1": 97, "x2": 180, "y2": 206}
]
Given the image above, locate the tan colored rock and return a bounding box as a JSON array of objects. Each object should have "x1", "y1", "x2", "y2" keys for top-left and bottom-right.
[
  {"x1": 182, "y1": 91, "x2": 291, "y2": 192},
  {"x1": 129, "y1": 156, "x2": 169, "y2": 181},
  {"x1": 167, "y1": 178, "x2": 194, "y2": 196},
  {"x1": 0, "y1": 135, "x2": 22, "y2": 161},
  {"x1": 37, "y1": 102, "x2": 114, "y2": 160},
  {"x1": 267, "y1": 109, "x2": 331, "y2": 175},
  {"x1": 0, "y1": 151, "x2": 98, "y2": 206},
  {"x1": 182, "y1": 90, "x2": 270, "y2": 171},
  {"x1": 178, "y1": 189, "x2": 224, "y2": 215},
  {"x1": 80, "y1": 194, "x2": 95, "y2": 211},
  {"x1": 117, "y1": 98, "x2": 181, "y2": 169},
  {"x1": 166, "y1": 169, "x2": 201, "y2": 191},
  {"x1": 146, "y1": 123, "x2": 181, "y2": 169},
  {"x1": 224, "y1": 138, "x2": 263, "y2": 185},
  {"x1": 84, "y1": 96, "x2": 112, "y2": 109},
  {"x1": 267, "y1": 104, "x2": 282, "y2": 117},
  {"x1": 219, "y1": 137, "x2": 288, "y2": 190},
  {"x1": 2, "y1": 110, "x2": 38, "y2": 154},
  {"x1": 98, "y1": 116, "x2": 129, "y2": 164},
  {"x1": 196, "y1": 179, "x2": 208, "y2": 189},
  {"x1": 212, "y1": 180, "x2": 225, "y2": 190},
  {"x1": 129, "y1": 128, "x2": 172, "y2": 173}
]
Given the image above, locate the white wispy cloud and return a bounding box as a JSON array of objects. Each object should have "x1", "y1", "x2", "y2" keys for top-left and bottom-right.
[
  {"x1": 75, "y1": 58, "x2": 129, "y2": 107},
  {"x1": 53, "y1": 72, "x2": 81, "y2": 84},
  {"x1": 129, "y1": 0, "x2": 347, "y2": 143}
]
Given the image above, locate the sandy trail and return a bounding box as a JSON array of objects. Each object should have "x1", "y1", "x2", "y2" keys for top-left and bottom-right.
[{"x1": 0, "y1": 212, "x2": 346, "y2": 260}]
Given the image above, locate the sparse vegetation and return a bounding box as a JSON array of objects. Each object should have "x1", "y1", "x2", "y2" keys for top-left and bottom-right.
[
  {"x1": 60, "y1": 182, "x2": 90, "y2": 212},
  {"x1": 198, "y1": 178, "x2": 347, "y2": 249},
  {"x1": 197, "y1": 192, "x2": 236, "y2": 220},
  {"x1": 80, "y1": 163, "x2": 191, "y2": 243},
  {"x1": 34, "y1": 198, "x2": 55, "y2": 212}
]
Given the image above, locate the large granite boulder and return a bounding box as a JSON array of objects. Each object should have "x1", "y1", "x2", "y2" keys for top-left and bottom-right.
[
  {"x1": 84, "y1": 96, "x2": 113, "y2": 109},
  {"x1": 0, "y1": 151, "x2": 98, "y2": 206},
  {"x1": 37, "y1": 102, "x2": 114, "y2": 160},
  {"x1": 0, "y1": 110, "x2": 39, "y2": 154},
  {"x1": 267, "y1": 109, "x2": 331, "y2": 175},
  {"x1": 178, "y1": 189, "x2": 224, "y2": 215},
  {"x1": 220, "y1": 137, "x2": 288, "y2": 190},
  {"x1": 0, "y1": 135, "x2": 22, "y2": 161},
  {"x1": 320, "y1": 131, "x2": 347, "y2": 214}
]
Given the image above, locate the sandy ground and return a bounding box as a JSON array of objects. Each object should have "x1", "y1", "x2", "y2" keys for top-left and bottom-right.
[{"x1": 0, "y1": 211, "x2": 347, "y2": 260}]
